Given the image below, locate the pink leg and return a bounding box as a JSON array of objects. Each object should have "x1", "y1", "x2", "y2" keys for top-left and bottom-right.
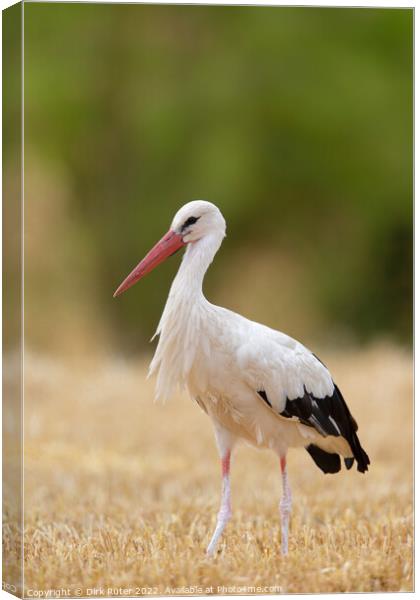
[
  {"x1": 206, "y1": 451, "x2": 232, "y2": 556},
  {"x1": 280, "y1": 456, "x2": 292, "y2": 555}
]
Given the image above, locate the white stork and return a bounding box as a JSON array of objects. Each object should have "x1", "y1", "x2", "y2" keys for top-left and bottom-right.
[{"x1": 114, "y1": 200, "x2": 370, "y2": 556}]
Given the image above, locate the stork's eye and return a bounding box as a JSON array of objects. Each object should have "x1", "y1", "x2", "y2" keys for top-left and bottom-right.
[{"x1": 182, "y1": 216, "x2": 199, "y2": 230}]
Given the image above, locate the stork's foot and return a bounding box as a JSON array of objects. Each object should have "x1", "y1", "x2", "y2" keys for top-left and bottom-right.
[
  {"x1": 280, "y1": 505, "x2": 291, "y2": 555},
  {"x1": 206, "y1": 506, "x2": 232, "y2": 556},
  {"x1": 206, "y1": 449, "x2": 232, "y2": 557},
  {"x1": 279, "y1": 456, "x2": 292, "y2": 556}
]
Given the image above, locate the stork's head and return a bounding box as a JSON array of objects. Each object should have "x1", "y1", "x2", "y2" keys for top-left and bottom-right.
[
  {"x1": 171, "y1": 200, "x2": 226, "y2": 243},
  {"x1": 113, "y1": 200, "x2": 226, "y2": 297}
]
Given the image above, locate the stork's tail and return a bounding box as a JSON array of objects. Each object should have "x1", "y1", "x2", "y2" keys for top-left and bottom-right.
[{"x1": 306, "y1": 431, "x2": 370, "y2": 475}]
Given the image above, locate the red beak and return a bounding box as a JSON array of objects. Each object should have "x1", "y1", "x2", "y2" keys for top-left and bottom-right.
[{"x1": 113, "y1": 230, "x2": 185, "y2": 297}]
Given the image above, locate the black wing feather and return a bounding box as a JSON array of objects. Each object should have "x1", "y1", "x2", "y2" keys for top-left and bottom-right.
[
  {"x1": 258, "y1": 382, "x2": 370, "y2": 474},
  {"x1": 306, "y1": 444, "x2": 341, "y2": 474}
]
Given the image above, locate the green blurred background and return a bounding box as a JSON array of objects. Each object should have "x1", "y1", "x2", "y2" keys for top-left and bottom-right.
[{"x1": 16, "y1": 4, "x2": 413, "y2": 355}]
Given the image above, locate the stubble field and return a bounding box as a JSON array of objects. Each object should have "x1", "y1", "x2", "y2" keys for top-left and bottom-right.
[{"x1": 8, "y1": 344, "x2": 413, "y2": 595}]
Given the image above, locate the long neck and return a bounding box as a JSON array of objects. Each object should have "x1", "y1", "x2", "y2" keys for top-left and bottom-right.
[
  {"x1": 149, "y1": 231, "x2": 224, "y2": 399},
  {"x1": 171, "y1": 231, "x2": 224, "y2": 302}
]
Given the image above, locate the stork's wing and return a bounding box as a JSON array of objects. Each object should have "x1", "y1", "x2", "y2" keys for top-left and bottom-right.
[
  {"x1": 258, "y1": 383, "x2": 369, "y2": 473},
  {"x1": 258, "y1": 378, "x2": 356, "y2": 439},
  {"x1": 238, "y1": 333, "x2": 370, "y2": 473}
]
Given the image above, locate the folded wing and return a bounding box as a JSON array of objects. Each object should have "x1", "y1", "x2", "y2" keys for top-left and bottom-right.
[{"x1": 237, "y1": 331, "x2": 370, "y2": 474}]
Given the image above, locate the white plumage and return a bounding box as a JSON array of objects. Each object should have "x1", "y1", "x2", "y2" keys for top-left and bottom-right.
[{"x1": 114, "y1": 200, "x2": 370, "y2": 556}]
